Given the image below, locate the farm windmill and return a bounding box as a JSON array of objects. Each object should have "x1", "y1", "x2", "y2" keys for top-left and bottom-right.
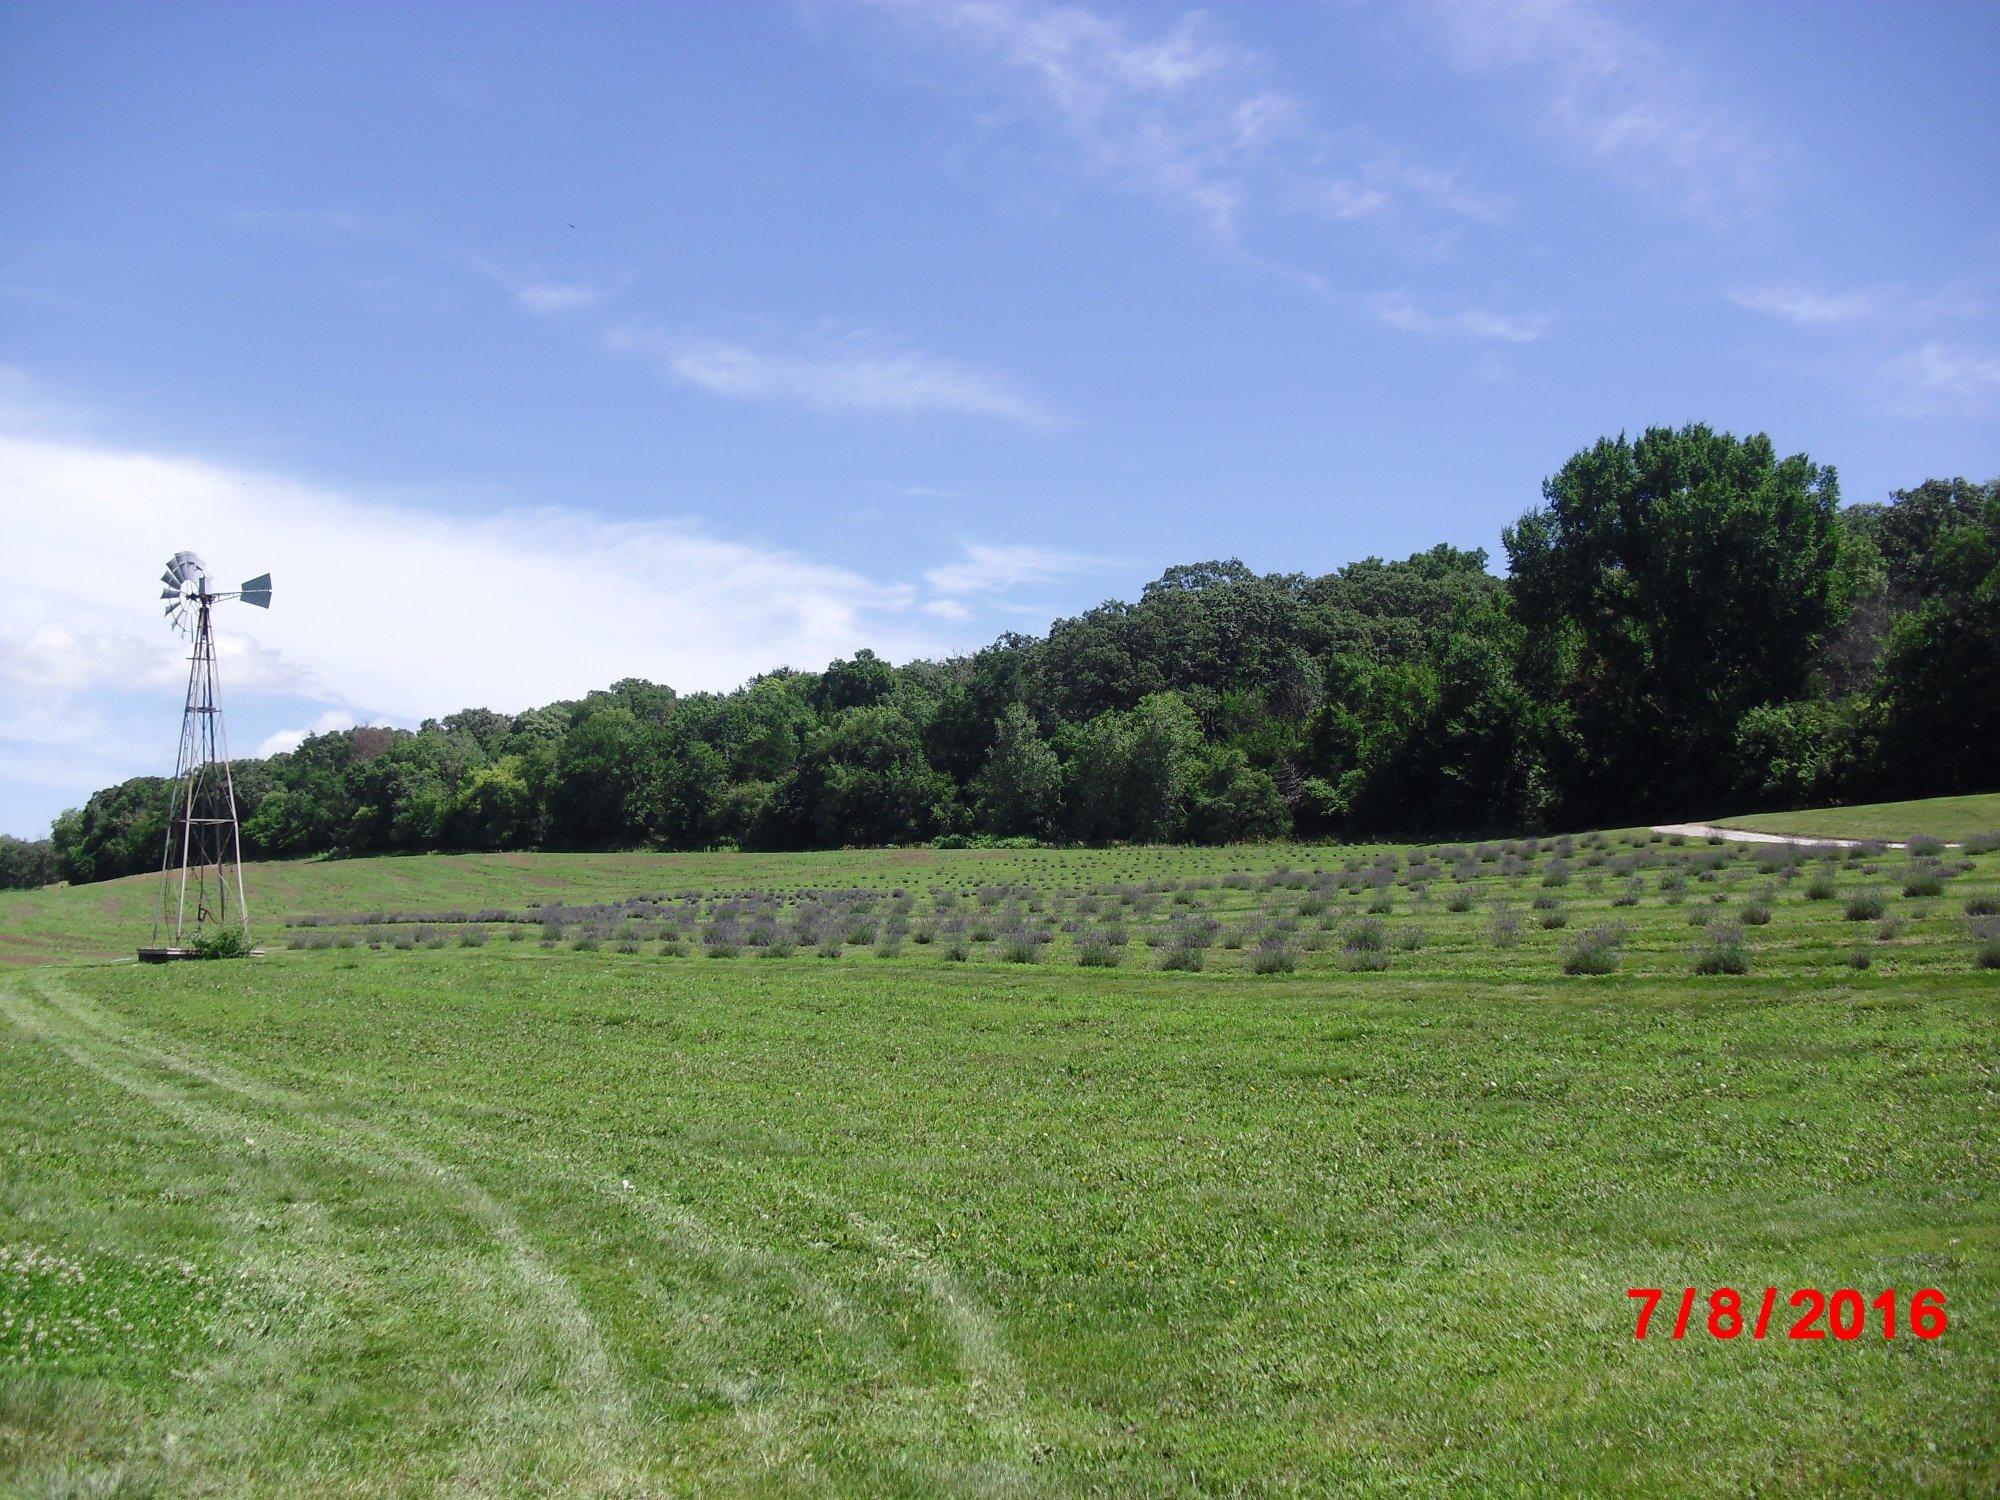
[{"x1": 141, "y1": 551, "x2": 273, "y2": 960}]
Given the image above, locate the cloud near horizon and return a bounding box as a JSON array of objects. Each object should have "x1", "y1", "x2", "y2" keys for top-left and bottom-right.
[{"x1": 0, "y1": 430, "x2": 1024, "y2": 833}]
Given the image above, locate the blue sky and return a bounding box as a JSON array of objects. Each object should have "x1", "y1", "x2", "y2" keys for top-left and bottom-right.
[{"x1": 2, "y1": 0, "x2": 1996, "y2": 837}]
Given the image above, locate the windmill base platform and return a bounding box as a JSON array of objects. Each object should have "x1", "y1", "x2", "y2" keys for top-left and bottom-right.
[{"x1": 137, "y1": 946, "x2": 265, "y2": 963}]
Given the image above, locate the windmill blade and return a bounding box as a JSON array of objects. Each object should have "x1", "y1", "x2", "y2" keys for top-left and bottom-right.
[
  {"x1": 161, "y1": 587, "x2": 180, "y2": 599},
  {"x1": 239, "y1": 573, "x2": 273, "y2": 608},
  {"x1": 161, "y1": 569, "x2": 180, "y2": 588}
]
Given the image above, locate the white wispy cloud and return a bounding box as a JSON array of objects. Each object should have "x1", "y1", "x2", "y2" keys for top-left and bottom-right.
[
  {"x1": 924, "y1": 540, "x2": 1104, "y2": 598},
  {"x1": 1366, "y1": 291, "x2": 1550, "y2": 343},
  {"x1": 1730, "y1": 285, "x2": 1876, "y2": 326},
  {"x1": 511, "y1": 281, "x2": 604, "y2": 315},
  {"x1": 858, "y1": 0, "x2": 1496, "y2": 246},
  {"x1": 1414, "y1": 0, "x2": 1768, "y2": 222},
  {"x1": 607, "y1": 326, "x2": 1066, "y2": 427},
  {"x1": 1878, "y1": 343, "x2": 2000, "y2": 418},
  {"x1": 0, "y1": 428, "x2": 969, "y2": 831},
  {"x1": 232, "y1": 208, "x2": 609, "y2": 318}
]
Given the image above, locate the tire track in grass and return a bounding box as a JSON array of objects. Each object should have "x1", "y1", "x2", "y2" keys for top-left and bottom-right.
[
  {"x1": 0, "y1": 981, "x2": 343, "y2": 1493},
  {"x1": 262, "y1": 1065, "x2": 1047, "y2": 1494},
  {"x1": 673, "y1": 1144, "x2": 1042, "y2": 1493},
  {"x1": 18, "y1": 976, "x2": 652, "y2": 1495}
]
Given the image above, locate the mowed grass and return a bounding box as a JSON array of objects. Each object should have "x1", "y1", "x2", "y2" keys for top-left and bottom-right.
[
  {"x1": 3, "y1": 819, "x2": 1998, "y2": 1493},
  {"x1": 1714, "y1": 790, "x2": 2000, "y2": 843}
]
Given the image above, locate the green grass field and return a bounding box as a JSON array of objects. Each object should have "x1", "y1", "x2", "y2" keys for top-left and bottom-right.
[
  {"x1": 4, "y1": 818, "x2": 1998, "y2": 1493},
  {"x1": 1713, "y1": 791, "x2": 2000, "y2": 843}
]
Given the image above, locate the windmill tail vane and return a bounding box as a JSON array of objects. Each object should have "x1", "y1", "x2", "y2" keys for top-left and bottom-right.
[{"x1": 146, "y1": 551, "x2": 273, "y2": 959}]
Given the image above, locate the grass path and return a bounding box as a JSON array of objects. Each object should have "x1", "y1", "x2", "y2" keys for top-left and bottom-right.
[
  {"x1": 1649, "y1": 822, "x2": 1956, "y2": 850},
  {"x1": 1704, "y1": 791, "x2": 2000, "y2": 843}
]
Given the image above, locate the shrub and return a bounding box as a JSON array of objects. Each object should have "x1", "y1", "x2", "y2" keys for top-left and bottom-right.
[
  {"x1": 1844, "y1": 892, "x2": 1886, "y2": 921},
  {"x1": 1847, "y1": 947, "x2": 1872, "y2": 970},
  {"x1": 1902, "y1": 867, "x2": 1945, "y2": 899},
  {"x1": 1488, "y1": 911, "x2": 1522, "y2": 950},
  {"x1": 1157, "y1": 942, "x2": 1206, "y2": 971},
  {"x1": 1444, "y1": 889, "x2": 1475, "y2": 913},
  {"x1": 571, "y1": 935, "x2": 600, "y2": 953},
  {"x1": 1537, "y1": 908, "x2": 1569, "y2": 930},
  {"x1": 943, "y1": 938, "x2": 970, "y2": 962},
  {"x1": 1076, "y1": 937, "x2": 1120, "y2": 967},
  {"x1": 1974, "y1": 919, "x2": 2000, "y2": 971},
  {"x1": 1611, "y1": 881, "x2": 1642, "y2": 908},
  {"x1": 1963, "y1": 831, "x2": 2000, "y2": 855},
  {"x1": 1366, "y1": 891, "x2": 1395, "y2": 915},
  {"x1": 1907, "y1": 836, "x2": 1945, "y2": 858},
  {"x1": 998, "y1": 932, "x2": 1038, "y2": 964},
  {"x1": 1561, "y1": 925, "x2": 1623, "y2": 975},
  {"x1": 1739, "y1": 900, "x2": 1773, "y2": 926},
  {"x1": 1690, "y1": 923, "x2": 1750, "y2": 975},
  {"x1": 1340, "y1": 943, "x2": 1392, "y2": 972},
  {"x1": 459, "y1": 927, "x2": 489, "y2": 947},
  {"x1": 1252, "y1": 937, "x2": 1296, "y2": 974},
  {"x1": 1803, "y1": 870, "x2": 1837, "y2": 900},
  {"x1": 1965, "y1": 895, "x2": 2000, "y2": 917},
  {"x1": 1342, "y1": 918, "x2": 1388, "y2": 952}
]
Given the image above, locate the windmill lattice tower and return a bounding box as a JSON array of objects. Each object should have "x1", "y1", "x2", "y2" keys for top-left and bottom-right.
[{"x1": 144, "y1": 551, "x2": 272, "y2": 959}]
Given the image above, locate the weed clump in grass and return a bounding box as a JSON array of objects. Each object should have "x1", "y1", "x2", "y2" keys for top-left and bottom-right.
[
  {"x1": 1965, "y1": 895, "x2": 2000, "y2": 917},
  {"x1": 1739, "y1": 899, "x2": 1773, "y2": 926},
  {"x1": 1537, "y1": 907, "x2": 1569, "y2": 930},
  {"x1": 1157, "y1": 941, "x2": 1206, "y2": 971},
  {"x1": 1847, "y1": 946, "x2": 1873, "y2": 970},
  {"x1": 1444, "y1": 889, "x2": 1475, "y2": 913},
  {"x1": 1845, "y1": 892, "x2": 1886, "y2": 922},
  {"x1": 1488, "y1": 909, "x2": 1522, "y2": 950},
  {"x1": 1804, "y1": 869, "x2": 1838, "y2": 900}
]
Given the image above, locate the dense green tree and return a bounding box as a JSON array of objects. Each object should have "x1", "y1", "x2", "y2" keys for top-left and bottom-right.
[
  {"x1": 1872, "y1": 488, "x2": 2000, "y2": 792},
  {"x1": 0, "y1": 834, "x2": 55, "y2": 889},
  {"x1": 1064, "y1": 693, "x2": 1203, "y2": 843},
  {"x1": 547, "y1": 707, "x2": 648, "y2": 846},
  {"x1": 971, "y1": 705, "x2": 1062, "y2": 838},
  {"x1": 1505, "y1": 424, "x2": 1845, "y2": 822}
]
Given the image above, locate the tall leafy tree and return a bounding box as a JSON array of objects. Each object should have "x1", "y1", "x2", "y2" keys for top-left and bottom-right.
[
  {"x1": 971, "y1": 705, "x2": 1062, "y2": 837},
  {"x1": 1504, "y1": 424, "x2": 1844, "y2": 822}
]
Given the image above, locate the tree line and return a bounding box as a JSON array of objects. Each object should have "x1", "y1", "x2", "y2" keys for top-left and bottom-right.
[{"x1": 13, "y1": 424, "x2": 1997, "y2": 889}]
